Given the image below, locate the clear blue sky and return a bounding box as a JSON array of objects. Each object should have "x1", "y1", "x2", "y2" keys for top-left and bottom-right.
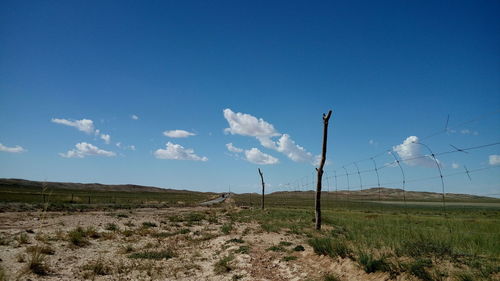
[{"x1": 1, "y1": 0, "x2": 499, "y2": 195}]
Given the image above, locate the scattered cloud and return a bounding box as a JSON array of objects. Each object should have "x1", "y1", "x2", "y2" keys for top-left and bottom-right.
[
  {"x1": 131, "y1": 114, "x2": 139, "y2": 120},
  {"x1": 392, "y1": 136, "x2": 437, "y2": 167},
  {"x1": 244, "y1": 148, "x2": 279, "y2": 165},
  {"x1": 368, "y1": 139, "x2": 378, "y2": 146},
  {"x1": 459, "y1": 129, "x2": 479, "y2": 135},
  {"x1": 451, "y1": 162, "x2": 460, "y2": 169},
  {"x1": 223, "y1": 109, "x2": 280, "y2": 137},
  {"x1": 226, "y1": 143, "x2": 243, "y2": 153},
  {"x1": 116, "y1": 142, "x2": 136, "y2": 150},
  {"x1": 489, "y1": 155, "x2": 500, "y2": 166},
  {"x1": 100, "y1": 134, "x2": 111, "y2": 144},
  {"x1": 154, "y1": 142, "x2": 207, "y2": 161},
  {"x1": 223, "y1": 109, "x2": 316, "y2": 164},
  {"x1": 51, "y1": 118, "x2": 95, "y2": 134},
  {"x1": 0, "y1": 143, "x2": 26, "y2": 153},
  {"x1": 59, "y1": 142, "x2": 116, "y2": 158},
  {"x1": 163, "y1": 130, "x2": 196, "y2": 138}
]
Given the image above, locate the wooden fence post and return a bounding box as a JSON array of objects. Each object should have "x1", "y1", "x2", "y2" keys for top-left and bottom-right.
[
  {"x1": 315, "y1": 110, "x2": 332, "y2": 230},
  {"x1": 258, "y1": 168, "x2": 265, "y2": 210}
]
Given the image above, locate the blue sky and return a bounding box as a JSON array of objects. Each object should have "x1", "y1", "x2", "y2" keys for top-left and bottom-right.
[{"x1": 1, "y1": 1, "x2": 499, "y2": 195}]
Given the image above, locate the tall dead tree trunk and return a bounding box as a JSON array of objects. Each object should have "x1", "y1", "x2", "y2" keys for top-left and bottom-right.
[
  {"x1": 258, "y1": 168, "x2": 265, "y2": 210},
  {"x1": 315, "y1": 110, "x2": 332, "y2": 230}
]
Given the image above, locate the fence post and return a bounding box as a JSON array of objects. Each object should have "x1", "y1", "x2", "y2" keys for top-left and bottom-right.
[
  {"x1": 258, "y1": 168, "x2": 265, "y2": 210},
  {"x1": 315, "y1": 110, "x2": 332, "y2": 230}
]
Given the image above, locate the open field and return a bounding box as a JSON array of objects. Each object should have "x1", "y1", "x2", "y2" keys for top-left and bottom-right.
[{"x1": 0, "y1": 189, "x2": 499, "y2": 281}]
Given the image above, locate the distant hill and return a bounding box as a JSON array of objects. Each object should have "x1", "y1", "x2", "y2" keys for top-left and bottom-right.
[
  {"x1": 0, "y1": 178, "x2": 199, "y2": 194},
  {"x1": 269, "y1": 187, "x2": 499, "y2": 202}
]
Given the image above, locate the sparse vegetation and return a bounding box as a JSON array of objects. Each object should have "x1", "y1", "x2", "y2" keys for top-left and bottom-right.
[
  {"x1": 128, "y1": 249, "x2": 175, "y2": 260},
  {"x1": 27, "y1": 247, "x2": 50, "y2": 275},
  {"x1": 214, "y1": 255, "x2": 234, "y2": 274},
  {"x1": 27, "y1": 245, "x2": 55, "y2": 255},
  {"x1": 67, "y1": 227, "x2": 89, "y2": 247},
  {"x1": 358, "y1": 252, "x2": 390, "y2": 273},
  {"x1": 293, "y1": 245, "x2": 305, "y2": 251},
  {"x1": 83, "y1": 258, "x2": 112, "y2": 276},
  {"x1": 16, "y1": 232, "x2": 29, "y2": 244},
  {"x1": 308, "y1": 237, "x2": 351, "y2": 258},
  {"x1": 142, "y1": 221, "x2": 157, "y2": 228},
  {"x1": 221, "y1": 223, "x2": 233, "y2": 235},
  {"x1": 105, "y1": 223, "x2": 119, "y2": 231},
  {"x1": 282, "y1": 255, "x2": 297, "y2": 261},
  {"x1": 235, "y1": 245, "x2": 250, "y2": 254}
]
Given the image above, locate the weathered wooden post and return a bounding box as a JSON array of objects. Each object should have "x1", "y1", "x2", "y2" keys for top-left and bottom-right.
[
  {"x1": 258, "y1": 168, "x2": 265, "y2": 210},
  {"x1": 315, "y1": 110, "x2": 332, "y2": 230}
]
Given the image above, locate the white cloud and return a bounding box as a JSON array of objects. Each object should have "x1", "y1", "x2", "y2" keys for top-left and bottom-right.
[
  {"x1": 489, "y1": 155, "x2": 500, "y2": 166},
  {"x1": 59, "y1": 142, "x2": 116, "y2": 158},
  {"x1": 223, "y1": 109, "x2": 280, "y2": 137},
  {"x1": 116, "y1": 142, "x2": 136, "y2": 150},
  {"x1": 0, "y1": 143, "x2": 26, "y2": 153},
  {"x1": 368, "y1": 139, "x2": 378, "y2": 146},
  {"x1": 451, "y1": 163, "x2": 460, "y2": 169},
  {"x1": 51, "y1": 118, "x2": 95, "y2": 134},
  {"x1": 100, "y1": 134, "x2": 111, "y2": 144},
  {"x1": 460, "y1": 129, "x2": 479, "y2": 135},
  {"x1": 226, "y1": 143, "x2": 243, "y2": 153},
  {"x1": 244, "y1": 148, "x2": 279, "y2": 165},
  {"x1": 154, "y1": 142, "x2": 207, "y2": 161},
  {"x1": 163, "y1": 130, "x2": 196, "y2": 138},
  {"x1": 131, "y1": 114, "x2": 139, "y2": 120},
  {"x1": 223, "y1": 109, "x2": 316, "y2": 164},
  {"x1": 392, "y1": 136, "x2": 437, "y2": 167}
]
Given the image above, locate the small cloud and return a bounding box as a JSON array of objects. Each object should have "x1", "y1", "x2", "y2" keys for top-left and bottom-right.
[
  {"x1": 244, "y1": 148, "x2": 279, "y2": 165},
  {"x1": 59, "y1": 142, "x2": 116, "y2": 158},
  {"x1": 460, "y1": 129, "x2": 479, "y2": 135},
  {"x1": 51, "y1": 118, "x2": 96, "y2": 134},
  {"x1": 116, "y1": 142, "x2": 135, "y2": 150},
  {"x1": 489, "y1": 155, "x2": 500, "y2": 166},
  {"x1": 154, "y1": 142, "x2": 207, "y2": 161},
  {"x1": 0, "y1": 143, "x2": 26, "y2": 153},
  {"x1": 131, "y1": 114, "x2": 139, "y2": 120},
  {"x1": 223, "y1": 108, "x2": 280, "y2": 137},
  {"x1": 226, "y1": 143, "x2": 243, "y2": 153},
  {"x1": 100, "y1": 134, "x2": 111, "y2": 144},
  {"x1": 451, "y1": 162, "x2": 460, "y2": 169},
  {"x1": 393, "y1": 136, "x2": 437, "y2": 167},
  {"x1": 369, "y1": 139, "x2": 375, "y2": 145},
  {"x1": 163, "y1": 130, "x2": 196, "y2": 138}
]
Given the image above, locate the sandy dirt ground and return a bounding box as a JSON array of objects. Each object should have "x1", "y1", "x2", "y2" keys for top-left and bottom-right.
[{"x1": 0, "y1": 206, "x2": 414, "y2": 281}]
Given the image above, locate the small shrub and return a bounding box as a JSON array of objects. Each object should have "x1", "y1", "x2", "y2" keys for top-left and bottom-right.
[
  {"x1": 323, "y1": 273, "x2": 341, "y2": 281},
  {"x1": 279, "y1": 241, "x2": 292, "y2": 246},
  {"x1": 409, "y1": 259, "x2": 433, "y2": 281},
  {"x1": 358, "y1": 252, "x2": 390, "y2": 273},
  {"x1": 214, "y1": 255, "x2": 234, "y2": 274},
  {"x1": 186, "y1": 212, "x2": 205, "y2": 222},
  {"x1": 179, "y1": 228, "x2": 190, "y2": 234},
  {"x1": 116, "y1": 213, "x2": 129, "y2": 218},
  {"x1": 28, "y1": 248, "x2": 50, "y2": 275},
  {"x1": 308, "y1": 237, "x2": 350, "y2": 258},
  {"x1": 105, "y1": 223, "x2": 119, "y2": 231},
  {"x1": 232, "y1": 274, "x2": 244, "y2": 280},
  {"x1": 85, "y1": 226, "x2": 101, "y2": 239},
  {"x1": 221, "y1": 223, "x2": 233, "y2": 235},
  {"x1": 235, "y1": 245, "x2": 250, "y2": 254},
  {"x1": 128, "y1": 249, "x2": 175, "y2": 260},
  {"x1": 68, "y1": 227, "x2": 89, "y2": 247},
  {"x1": 293, "y1": 245, "x2": 305, "y2": 251},
  {"x1": 142, "y1": 222, "x2": 157, "y2": 228},
  {"x1": 266, "y1": 245, "x2": 285, "y2": 252},
  {"x1": 282, "y1": 255, "x2": 297, "y2": 262},
  {"x1": 27, "y1": 245, "x2": 55, "y2": 255},
  {"x1": 16, "y1": 233, "x2": 29, "y2": 244},
  {"x1": 83, "y1": 258, "x2": 111, "y2": 276},
  {"x1": 0, "y1": 234, "x2": 10, "y2": 246},
  {"x1": 227, "y1": 238, "x2": 244, "y2": 244}
]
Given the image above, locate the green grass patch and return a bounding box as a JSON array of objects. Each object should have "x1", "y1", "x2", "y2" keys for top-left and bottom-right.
[
  {"x1": 214, "y1": 255, "x2": 234, "y2": 274},
  {"x1": 128, "y1": 249, "x2": 175, "y2": 260},
  {"x1": 308, "y1": 237, "x2": 350, "y2": 258}
]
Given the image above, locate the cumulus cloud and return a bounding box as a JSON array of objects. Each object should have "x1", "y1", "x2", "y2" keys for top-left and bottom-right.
[
  {"x1": 226, "y1": 143, "x2": 243, "y2": 153},
  {"x1": 163, "y1": 130, "x2": 196, "y2": 138},
  {"x1": 244, "y1": 148, "x2": 279, "y2": 165},
  {"x1": 223, "y1": 109, "x2": 316, "y2": 164},
  {"x1": 451, "y1": 162, "x2": 460, "y2": 169},
  {"x1": 51, "y1": 118, "x2": 96, "y2": 134},
  {"x1": 0, "y1": 143, "x2": 26, "y2": 153},
  {"x1": 131, "y1": 114, "x2": 139, "y2": 120},
  {"x1": 59, "y1": 142, "x2": 116, "y2": 158},
  {"x1": 100, "y1": 134, "x2": 111, "y2": 144},
  {"x1": 223, "y1": 109, "x2": 280, "y2": 137},
  {"x1": 392, "y1": 136, "x2": 437, "y2": 167},
  {"x1": 154, "y1": 142, "x2": 207, "y2": 161},
  {"x1": 489, "y1": 155, "x2": 500, "y2": 166}
]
